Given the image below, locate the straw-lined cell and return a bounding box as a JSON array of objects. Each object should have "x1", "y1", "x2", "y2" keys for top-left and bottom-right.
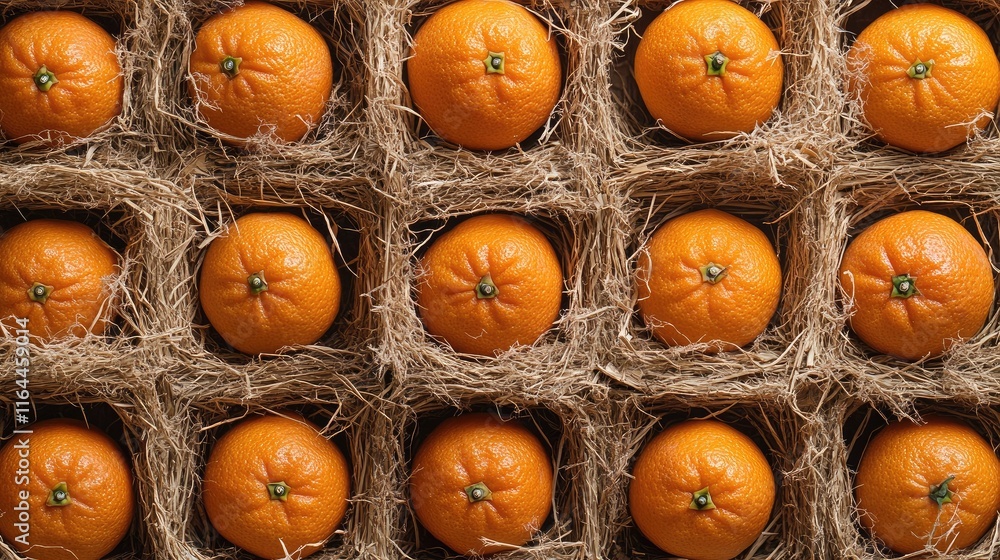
[
  {"x1": 154, "y1": 372, "x2": 389, "y2": 560},
  {"x1": 838, "y1": 0, "x2": 1000, "y2": 157},
  {"x1": 399, "y1": 395, "x2": 592, "y2": 560},
  {"x1": 0, "y1": 381, "x2": 160, "y2": 560},
  {"x1": 0, "y1": 168, "x2": 182, "y2": 354},
  {"x1": 605, "y1": 0, "x2": 826, "y2": 166},
  {"x1": 824, "y1": 177, "x2": 1000, "y2": 399},
  {"x1": 377, "y1": 185, "x2": 606, "y2": 393},
  {"x1": 601, "y1": 176, "x2": 815, "y2": 391},
  {"x1": 604, "y1": 391, "x2": 812, "y2": 560},
  {"x1": 155, "y1": 0, "x2": 369, "y2": 175},
  {"x1": 374, "y1": 0, "x2": 584, "y2": 189},
  {"x1": 0, "y1": 0, "x2": 152, "y2": 166},
  {"x1": 187, "y1": 189, "x2": 377, "y2": 362},
  {"x1": 829, "y1": 398, "x2": 1000, "y2": 559}
]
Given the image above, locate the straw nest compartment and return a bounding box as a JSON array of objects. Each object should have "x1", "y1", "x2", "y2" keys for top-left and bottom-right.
[
  {"x1": 152, "y1": 364, "x2": 391, "y2": 560},
  {"x1": 600, "y1": 386, "x2": 822, "y2": 560},
  {"x1": 0, "y1": 0, "x2": 155, "y2": 168},
  {"x1": 0, "y1": 369, "x2": 163, "y2": 559},
  {"x1": 152, "y1": 0, "x2": 372, "y2": 180},
  {"x1": 390, "y1": 385, "x2": 606, "y2": 560},
  {"x1": 820, "y1": 394, "x2": 1000, "y2": 559}
]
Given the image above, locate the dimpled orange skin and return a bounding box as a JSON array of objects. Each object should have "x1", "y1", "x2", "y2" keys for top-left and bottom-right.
[
  {"x1": 634, "y1": 0, "x2": 783, "y2": 141},
  {"x1": 188, "y1": 1, "x2": 333, "y2": 144},
  {"x1": 202, "y1": 413, "x2": 350, "y2": 560},
  {"x1": 0, "y1": 219, "x2": 119, "y2": 341},
  {"x1": 855, "y1": 415, "x2": 1000, "y2": 554},
  {"x1": 0, "y1": 11, "x2": 123, "y2": 146},
  {"x1": 409, "y1": 413, "x2": 553, "y2": 556},
  {"x1": 636, "y1": 209, "x2": 781, "y2": 352},
  {"x1": 416, "y1": 214, "x2": 562, "y2": 356},
  {"x1": 407, "y1": 0, "x2": 562, "y2": 150},
  {"x1": 847, "y1": 4, "x2": 1000, "y2": 153},
  {"x1": 0, "y1": 419, "x2": 134, "y2": 560},
  {"x1": 838, "y1": 210, "x2": 994, "y2": 361},
  {"x1": 629, "y1": 419, "x2": 775, "y2": 560},
  {"x1": 199, "y1": 212, "x2": 341, "y2": 355}
]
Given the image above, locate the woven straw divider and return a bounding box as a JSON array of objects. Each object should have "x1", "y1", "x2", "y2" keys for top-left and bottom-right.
[{"x1": 0, "y1": 0, "x2": 157, "y2": 169}]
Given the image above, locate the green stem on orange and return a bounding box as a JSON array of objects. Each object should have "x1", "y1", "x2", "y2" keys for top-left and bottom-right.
[
  {"x1": 689, "y1": 486, "x2": 716, "y2": 510},
  {"x1": 705, "y1": 51, "x2": 729, "y2": 76},
  {"x1": 28, "y1": 282, "x2": 54, "y2": 303},
  {"x1": 46, "y1": 482, "x2": 71, "y2": 506},
  {"x1": 248, "y1": 271, "x2": 268, "y2": 295},
  {"x1": 891, "y1": 274, "x2": 918, "y2": 298},
  {"x1": 929, "y1": 475, "x2": 955, "y2": 507},
  {"x1": 907, "y1": 59, "x2": 934, "y2": 80},
  {"x1": 483, "y1": 51, "x2": 505, "y2": 75},
  {"x1": 267, "y1": 481, "x2": 290, "y2": 501},
  {"x1": 475, "y1": 274, "x2": 498, "y2": 299},
  {"x1": 464, "y1": 481, "x2": 493, "y2": 503},
  {"x1": 33, "y1": 66, "x2": 58, "y2": 92},
  {"x1": 220, "y1": 56, "x2": 242, "y2": 79},
  {"x1": 699, "y1": 263, "x2": 729, "y2": 284}
]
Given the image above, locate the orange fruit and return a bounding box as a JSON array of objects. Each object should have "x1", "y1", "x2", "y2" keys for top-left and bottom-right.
[
  {"x1": 635, "y1": 209, "x2": 781, "y2": 352},
  {"x1": 203, "y1": 413, "x2": 350, "y2": 560},
  {"x1": 415, "y1": 214, "x2": 562, "y2": 356},
  {"x1": 409, "y1": 413, "x2": 553, "y2": 556},
  {"x1": 199, "y1": 212, "x2": 341, "y2": 355},
  {"x1": 0, "y1": 219, "x2": 119, "y2": 341},
  {"x1": 630, "y1": 419, "x2": 775, "y2": 560},
  {"x1": 407, "y1": 0, "x2": 562, "y2": 150},
  {"x1": 838, "y1": 210, "x2": 994, "y2": 360},
  {"x1": 634, "y1": 0, "x2": 783, "y2": 141},
  {"x1": 188, "y1": 1, "x2": 333, "y2": 144},
  {"x1": 846, "y1": 4, "x2": 1000, "y2": 153},
  {"x1": 0, "y1": 419, "x2": 134, "y2": 560},
  {"x1": 855, "y1": 415, "x2": 1000, "y2": 554},
  {"x1": 0, "y1": 11, "x2": 123, "y2": 146}
]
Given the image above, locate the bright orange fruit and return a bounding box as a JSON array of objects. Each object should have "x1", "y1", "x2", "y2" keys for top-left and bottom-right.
[
  {"x1": 0, "y1": 11, "x2": 123, "y2": 146},
  {"x1": 198, "y1": 212, "x2": 341, "y2": 355},
  {"x1": 0, "y1": 419, "x2": 134, "y2": 560},
  {"x1": 630, "y1": 419, "x2": 775, "y2": 560},
  {"x1": 410, "y1": 413, "x2": 553, "y2": 555},
  {"x1": 416, "y1": 214, "x2": 562, "y2": 356},
  {"x1": 838, "y1": 210, "x2": 994, "y2": 360},
  {"x1": 855, "y1": 415, "x2": 1000, "y2": 554},
  {"x1": 407, "y1": 0, "x2": 562, "y2": 150},
  {"x1": 634, "y1": 0, "x2": 783, "y2": 141},
  {"x1": 0, "y1": 219, "x2": 119, "y2": 341},
  {"x1": 636, "y1": 209, "x2": 781, "y2": 352},
  {"x1": 203, "y1": 413, "x2": 351, "y2": 559},
  {"x1": 846, "y1": 4, "x2": 1000, "y2": 153},
  {"x1": 188, "y1": 1, "x2": 333, "y2": 144}
]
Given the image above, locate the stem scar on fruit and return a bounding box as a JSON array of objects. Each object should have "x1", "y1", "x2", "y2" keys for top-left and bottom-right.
[
  {"x1": 689, "y1": 486, "x2": 716, "y2": 510},
  {"x1": 929, "y1": 475, "x2": 955, "y2": 507},
  {"x1": 220, "y1": 55, "x2": 243, "y2": 79},
  {"x1": 483, "y1": 51, "x2": 505, "y2": 74},
  {"x1": 46, "y1": 482, "x2": 71, "y2": 506},
  {"x1": 699, "y1": 262, "x2": 729, "y2": 284},
  {"x1": 705, "y1": 51, "x2": 729, "y2": 76},
  {"x1": 28, "y1": 282, "x2": 54, "y2": 303},
  {"x1": 248, "y1": 271, "x2": 268, "y2": 295},
  {"x1": 475, "y1": 273, "x2": 498, "y2": 299},
  {"x1": 33, "y1": 66, "x2": 59, "y2": 92},
  {"x1": 465, "y1": 481, "x2": 493, "y2": 502}
]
